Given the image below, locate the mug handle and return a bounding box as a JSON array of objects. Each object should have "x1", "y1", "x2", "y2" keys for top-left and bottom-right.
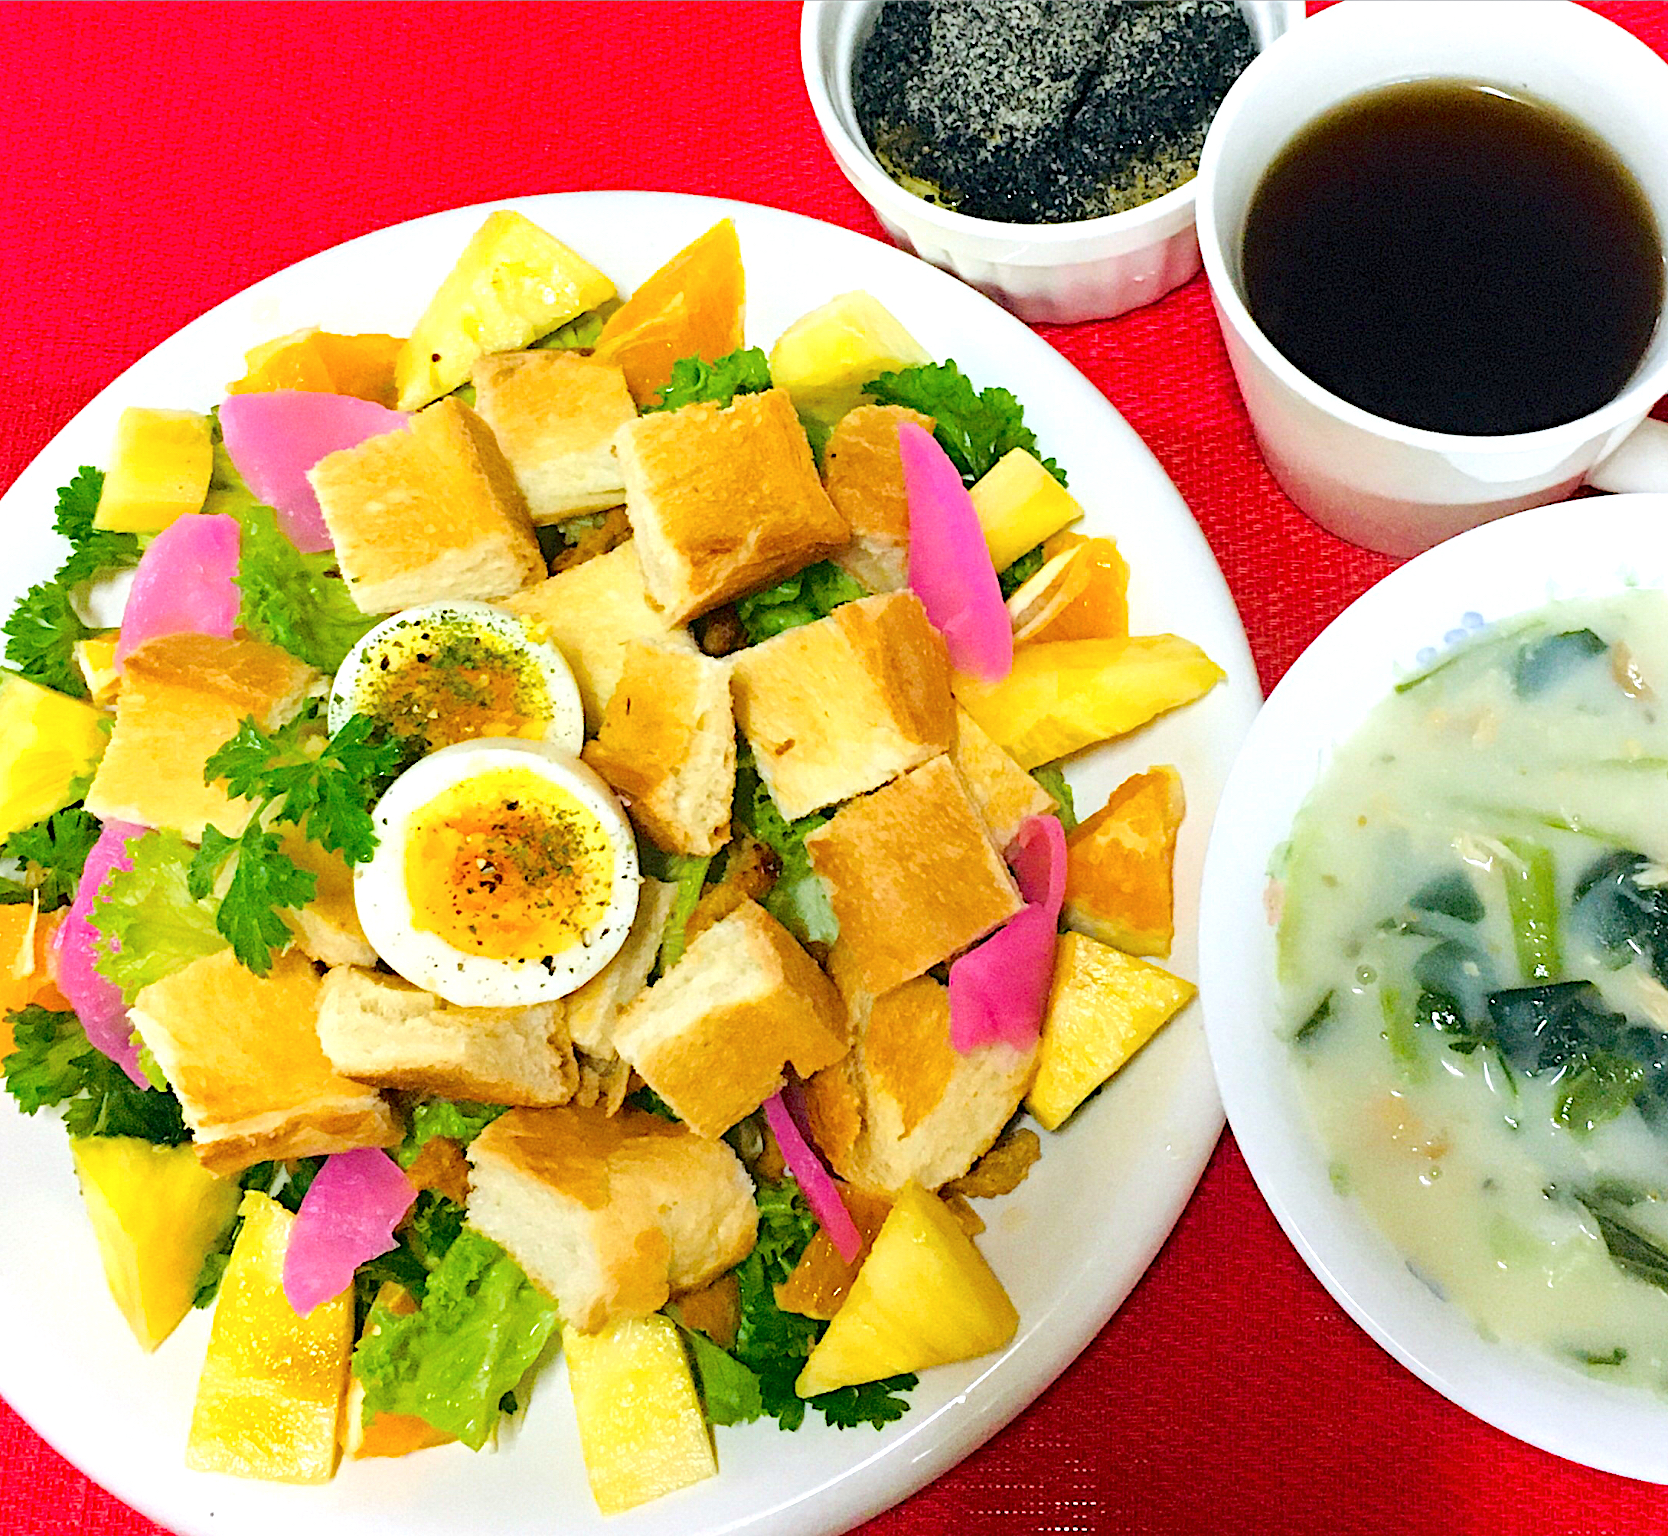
[{"x1": 1587, "y1": 416, "x2": 1668, "y2": 493}]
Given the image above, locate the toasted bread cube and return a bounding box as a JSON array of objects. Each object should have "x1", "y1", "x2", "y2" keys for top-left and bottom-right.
[
  {"x1": 566, "y1": 879, "x2": 677, "y2": 1057},
  {"x1": 84, "y1": 633, "x2": 318, "y2": 841},
  {"x1": 803, "y1": 975, "x2": 1035, "y2": 1195},
  {"x1": 1063, "y1": 766, "x2": 1185, "y2": 957},
  {"x1": 316, "y1": 967, "x2": 578, "y2": 1106},
  {"x1": 564, "y1": 1313, "x2": 717, "y2": 1513},
  {"x1": 472, "y1": 351, "x2": 636, "y2": 523},
  {"x1": 130, "y1": 950, "x2": 399, "y2": 1176},
  {"x1": 823, "y1": 403, "x2": 934, "y2": 593},
  {"x1": 281, "y1": 833, "x2": 376, "y2": 968},
  {"x1": 186, "y1": 1190, "x2": 352, "y2": 1483},
  {"x1": 308, "y1": 396, "x2": 543, "y2": 614},
  {"x1": 1026, "y1": 931, "x2": 1196, "y2": 1131},
  {"x1": 730, "y1": 591, "x2": 954, "y2": 821},
  {"x1": 806, "y1": 755, "x2": 1022, "y2": 1002},
  {"x1": 465, "y1": 1103, "x2": 758, "y2": 1334},
  {"x1": 948, "y1": 705, "x2": 1056, "y2": 850},
  {"x1": 614, "y1": 388, "x2": 850, "y2": 624},
  {"x1": 583, "y1": 639, "x2": 734, "y2": 855},
  {"x1": 502, "y1": 540, "x2": 684, "y2": 731},
  {"x1": 613, "y1": 900, "x2": 848, "y2": 1138}
]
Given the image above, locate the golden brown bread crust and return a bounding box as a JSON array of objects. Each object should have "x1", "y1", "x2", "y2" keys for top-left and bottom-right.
[
  {"x1": 805, "y1": 754, "x2": 1023, "y2": 1002},
  {"x1": 802, "y1": 975, "x2": 1036, "y2": 1195},
  {"x1": 466, "y1": 1103, "x2": 758, "y2": 1332},
  {"x1": 582, "y1": 638, "x2": 734, "y2": 855},
  {"x1": 612, "y1": 900, "x2": 849, "y2": 1139},
  {"x1": 308, "y1": 396, "x2": 544, "y2": 614},
  {"x1": 823, "y1": 404, "x2": 934, "y2": 593},
  {"x1": 729, "y1": 590, "x2": 954, "y2": 821},
  {"x1": 471, "y1": 351, "x2": 635, "y2": 522},
  {"x1": 614, "y1": 388, "x2": 850, "y2": 624},
  {"x1": 565, "y1": 878, "x2": 677, "y2": 1057},
  {"x1": 501, "y1": 539, "x2": 683, "y2": 731},
  {"x1": 84, "y1": 632, "x2": 319, "y2": 840},
  {"x1": 314, "y1": 966, "x2": 578, "y2": 1105},
  {"x1": 129, "y1": 949, "x2": 398, "y2": 1176},
  {"x1": 948, "y1": 704, "x2": 1056, "y2": 850}
]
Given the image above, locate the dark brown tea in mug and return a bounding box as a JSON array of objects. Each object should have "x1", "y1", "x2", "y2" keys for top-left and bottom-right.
[{"x1": 1241, "y1": 79, "x2": 1664, "y2": 436}]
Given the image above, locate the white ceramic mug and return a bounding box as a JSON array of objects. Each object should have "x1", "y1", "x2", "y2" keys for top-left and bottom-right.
[{"x1": 1195, "y1": 0, "x2": 1668, "y2": 556}]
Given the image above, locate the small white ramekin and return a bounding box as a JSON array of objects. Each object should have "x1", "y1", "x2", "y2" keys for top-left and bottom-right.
[{"x1": 801, "y1": 0, "x2": 1306, "y2": 324}]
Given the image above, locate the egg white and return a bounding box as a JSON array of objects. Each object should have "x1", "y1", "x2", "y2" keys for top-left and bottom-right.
[
  {"x1": 355, "y1": 738, "x2": 640, "y2": 1007},
  {"x1": 329, "y1": 600, "x2": 584, "y2": 754}
]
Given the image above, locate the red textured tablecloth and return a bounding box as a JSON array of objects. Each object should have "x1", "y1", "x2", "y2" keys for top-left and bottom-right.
[{"x1": 3, "y1": 3, "x2": 1665, "y2": 1532}]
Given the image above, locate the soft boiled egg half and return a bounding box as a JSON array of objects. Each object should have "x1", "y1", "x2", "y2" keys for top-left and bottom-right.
[
  {"x1": 329, "y1": 600, "x2": 583, "y2": 755},
  {"x1": 355, "y1": 738, "x2": 640, "y2": 1007}
]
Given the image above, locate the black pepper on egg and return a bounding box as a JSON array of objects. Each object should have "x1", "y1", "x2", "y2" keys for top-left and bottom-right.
[{"x1": 853, "y1": 0, "x2": 1258, "y2": 224}]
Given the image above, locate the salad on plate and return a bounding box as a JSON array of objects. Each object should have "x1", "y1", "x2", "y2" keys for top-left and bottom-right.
[{"x1": 0, "y1": 206, "x2": 1222, "y2": 1515}]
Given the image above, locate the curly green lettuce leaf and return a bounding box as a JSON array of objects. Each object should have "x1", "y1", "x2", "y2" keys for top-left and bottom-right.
[
  {"x1": 733, "y1": 752, "x2": 837, "y2": 947},
  {"x1": 1029, "y1": 762, "x2": 1077, "y2": 833},
  {"x1": 231, "y1": 501, "x2": 375, "y2": 672},
  {"x1": 996, "y1": 542, "x2": 1047, "y2": 600},
  {"x1": 865, "y1": 361, "x2": 1065, "y2": 489},
  {"x1": 643, "y1": 849, "x2": 714, "y2": 974},
  {"x1": 91, "y1": 830, "x2": 227, "y2": 1002},
  {"x1": 394, "y1": 1100, "x2": 510, "y2": 1166},
  {"x1": 352, "y1": 1225, "x2": 559, "y2": 1451},
  {"x1": 736, "y1": 561, "x2": 866, "y2": 645},
  {"x1": 530, "y1": 298, "x2": 622, "y2": 352},
  {"x1": 645, "y1": 347, "x2": 772, "y2": 415},
  {"x1": 2, "y1": 1005, "x2": 188, "y2": 1143}
]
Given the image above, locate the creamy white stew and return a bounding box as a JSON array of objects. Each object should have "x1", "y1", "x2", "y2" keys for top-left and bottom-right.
[{"x1": 1278, "y1": 589, "x2": 1668, "y2": 1384}]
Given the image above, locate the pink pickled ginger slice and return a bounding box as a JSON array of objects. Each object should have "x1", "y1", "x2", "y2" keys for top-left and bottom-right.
[
  {"x1": 900, "y1": 421, "x2": 1013, "y2": 683},
  {"x1": 283, "y1": 1147, "x2": 415, "y2": 1316},
  {"x1": 219, "y1": 391, "x2": 407, "y2": 554},
  {"x1": 114, "y1": 513, "x2": 241, "y2": 667},
  {"x1": 949, "y1": 814, "x2": 1066, "y2": 1053},
  {"x1": 764, "y1": 1088, "x2": 862, "y2": 1264},
  {"x1": 54, "y1": 819, "x2": 148, "y2": 1085}
]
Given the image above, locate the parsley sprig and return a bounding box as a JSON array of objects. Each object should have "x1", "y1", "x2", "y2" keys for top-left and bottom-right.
[
  {"x1": 191, "y1": 710, "x2": 401, "y2": 974},
  {"x1": 3, "y1": 468, "x2": 140, "y2": 697}
]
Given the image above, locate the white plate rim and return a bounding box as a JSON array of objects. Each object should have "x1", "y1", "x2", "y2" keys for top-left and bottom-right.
[
  {"x1": 0, "y1": 190, "x2": 1261, "y2": 1535},
  {"x1": 1199, "y1": 490, "x2": 1668, "y2": 1483}
]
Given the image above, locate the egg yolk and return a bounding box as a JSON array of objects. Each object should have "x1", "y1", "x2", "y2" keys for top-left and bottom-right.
[
  {"x1": 403, "y1": 767, "x2": 614, "y2": 961},
  {"x1": 352, "y1": 619, "x2": 552, "y2": 749}
]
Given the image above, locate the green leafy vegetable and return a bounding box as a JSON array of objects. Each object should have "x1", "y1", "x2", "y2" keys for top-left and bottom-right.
[
  {"x1": 1557, "y1": 1051, "x2": 1646, "y2": 1135},
  {"x1": 185, "y1": 710, "x2": 400, "y2": 975},
  {"x1": 2, "y1": 1005, "x2": 188, "y2": 1143},
  {"x1": 231, "y1": 500, "x2": 376, "y2": 672},
  {"x1": 394, "y1": 1100, "x2": 510, "y2": 1166},
  {"x1": 352, "y1": 1189, "x2": 468, "y2": 1324},
  {"x1": 628, "y1": 1085, "x2": 680, "y2": 1122},
  {"x1": 205, "y1": 711, "x2": 401, "y2": 864},
  {"x1": 653, "y1": 851, "x2": 714, "y2": 973},
  {"x1": 1291, "y1": 990, "x2": 1336, "y2": 1047},
  {"x1": 3, "y1": 467, "x2": 139, "y2": 698},
  {"x1": 193, "y1": 1157, "x2": 333, "y2": 1308},
  {"x1": 997, "y1": 543, "x2": 1047, "y2": 600},
  {"x1": 644, "y1": 347, "x2": 772, "y2": 414},
  {"x1": 735, "y1": 562, "x2": 866, "y2": 645},
  {"x1": 1501, "y1": 836, "x2": 1560, "y2": 983},
  {"x1": 1577, "y1": 1190, "x2": 1668, "y2": 1296},
  {"x1": 531, "y1": 298, "x2": 621, "y2": 352},
  {"x1": 91, "y1": 830, "x2": 227, "y2": 1001},
  {"x1": 679, "y1": 1323, "x2": 766, "y2": 1426},
  {"x1": 733, "y1": 752, "x2": 837, "y2": 947},
  {"x1": 866, "y1": 361, "x2": 1064, "y2": 488},
  {"x1": 352, "y1": 1226, "x2": 559, "y2": 1450},
  {"x1": 189, "y1": 823, "x2": 316, "y2": 976},
  {"x1": 1028, "y1": 762, "x2": 1076, "y2": 833},
  {"x1": 2, "y1": 805, "x2": 102, "y2": 911},
  {"x1": 715, "y1": 1177, "x2": 918, "y2": 1432}
]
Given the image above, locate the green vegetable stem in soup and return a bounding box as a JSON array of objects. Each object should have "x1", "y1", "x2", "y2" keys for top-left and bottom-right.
[{"x1": 1277, "y1": 590, "x2": 1668, "y2": 1385}]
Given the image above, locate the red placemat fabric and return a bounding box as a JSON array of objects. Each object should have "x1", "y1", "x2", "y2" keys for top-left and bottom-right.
[{"x1": 1, "y1": 3, "x2": 1664, "y2": 1533}]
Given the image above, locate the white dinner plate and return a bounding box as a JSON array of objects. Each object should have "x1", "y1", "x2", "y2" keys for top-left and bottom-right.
[{"x1": 0, "y1": 192, "x2": 1259, "y2": 1536}]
